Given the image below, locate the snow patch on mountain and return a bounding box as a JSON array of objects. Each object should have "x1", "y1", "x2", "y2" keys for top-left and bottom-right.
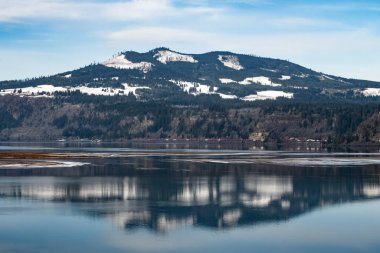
[
  {"x1": 362, "y1": 88, "x2": 380, "y2": 97},
  {"x1": 121, "y1": 83, "x2": 150, "y2": 95},
  {"x1": 102, "y1": 54, "x2": 153, "y2": 73},
  {"x1": 280, "y1": 75, "x2": 291, "y2": 80},
  {"x1": 320, "y1": 75, "x2": 335, "y2": 81},
  {"x1": 170, "y1": 80, "x2": 214, "y2": 94},
  {"x1": 294, "y1": 73, "x2": 309, "y2": 78},
  {"x1": 218, "y1": 93, "x2": 238, "y2": 99},
  {"x1": 218, "y1": 55, "x2": 244, "y2": 70},
  {"x1": 239, "y1": 77, "x2": 282, "y2": 87},
  {"x1": 0, "y1": 84, "x2": 150, "y2": 97},
  {"x1": 219, "y1": 78, "x2": 237, "y2": 84},
  {"x1": 63, "y1": 74, "x2": 72, "y2": 78},
  {"x1": 242, "y1": 91, "x2": 294, "y2": 101},
  {"x1": 154, "y1": 50, "x2": 198, "y2": 64},
  {"x1": 261, "y1": 68, "x2": 278, "y2": 73},
  {"x1": 0, "y1": 85, "x2": 66, "y2": 97},
  {"x1": 290, "y1": 86, "x2": 309, "y2": 90},
  {"x1": 73, "y1": 86, "x2": 125, "y2": 96},
  {"x1": 169, "y1": 80, "x2": 236, "y2": 99},
  {"x1": 339, "y1": 79, "x2": 352, "y2": 84}
]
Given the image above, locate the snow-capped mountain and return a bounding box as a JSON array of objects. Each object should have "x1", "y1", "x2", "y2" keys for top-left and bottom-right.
[{"x1": 1, "y1": 47, "x2": 380, "y2": 103}]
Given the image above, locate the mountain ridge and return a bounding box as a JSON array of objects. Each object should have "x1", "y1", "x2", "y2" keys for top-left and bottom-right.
[
  {"x1": 1, "y1": 48, "x2": 380, "y2": 103},
  {"x1": 1, "y1": 48, "x2": 380, "y2": 143}
]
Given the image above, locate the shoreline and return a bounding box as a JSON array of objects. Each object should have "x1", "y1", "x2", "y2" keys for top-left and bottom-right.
[
  {"x1": 1, "y1": 139, "x2": 380, "y2": 151},
  {"x1": 0, "y1": 150, "x2": 380, "y2": 169}
]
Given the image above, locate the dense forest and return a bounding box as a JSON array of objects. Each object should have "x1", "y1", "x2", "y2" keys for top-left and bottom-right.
[{"x1": 0, "y1": 94, "x2": 379, "y2": 145}]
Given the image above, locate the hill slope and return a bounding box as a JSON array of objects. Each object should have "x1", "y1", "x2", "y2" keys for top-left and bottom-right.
[
  {"x1": 1, "y1": 48, "x2": 380, "y2": 103},
  {"x1": 1, "y1": 48, "x2": 380, "y2": 144}
]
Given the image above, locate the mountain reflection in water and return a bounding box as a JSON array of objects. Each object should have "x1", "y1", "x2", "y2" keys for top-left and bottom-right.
[{"x1": 0, "y1": 153, "x2": 379, "y2": 233}]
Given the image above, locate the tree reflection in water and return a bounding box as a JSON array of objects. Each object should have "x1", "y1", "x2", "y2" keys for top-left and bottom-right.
[{"x1": 0, "y1": 153, "x2": 379, "y2": 233}]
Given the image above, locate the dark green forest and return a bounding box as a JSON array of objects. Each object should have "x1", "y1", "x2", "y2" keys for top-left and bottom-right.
[{"x1": 0, "y1": 94, "x2": 379, "y2": 145}]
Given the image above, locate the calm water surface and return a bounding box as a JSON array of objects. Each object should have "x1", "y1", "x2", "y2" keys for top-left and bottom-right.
[{"x1": 0, "y1": 144, "x2": 379, "y2": 253}]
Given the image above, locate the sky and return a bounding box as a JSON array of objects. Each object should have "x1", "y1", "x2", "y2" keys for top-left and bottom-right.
[{"x1": 0, "y1": 0, "x2": 379, "y2": 81}]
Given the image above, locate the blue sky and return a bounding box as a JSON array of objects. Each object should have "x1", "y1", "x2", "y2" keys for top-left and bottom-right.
[{"x1": 0, "y1": 0, "x2": 379, "y2": 81}]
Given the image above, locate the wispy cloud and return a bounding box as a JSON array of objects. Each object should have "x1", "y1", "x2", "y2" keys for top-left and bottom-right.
[
  {"x1": 293, "y1": 2, "x2": 380, "y2": 12},
  {"x1": 0, "y1": 0, "x2": 221, "y2": 22},
  {"x1": 107, "y1": 27, "x2": 210, "y2": 46},
  {"x1": 0, "y1": 0, "x2": 83, "y2": 22}
]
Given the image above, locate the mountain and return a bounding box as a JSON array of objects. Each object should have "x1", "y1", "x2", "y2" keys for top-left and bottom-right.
[
  {"x1": 1, "y1": 47, "x2": 380, "y2": 103},
  {"x1": 1, "y1": 48, "x2": 380, "y2": 143}
]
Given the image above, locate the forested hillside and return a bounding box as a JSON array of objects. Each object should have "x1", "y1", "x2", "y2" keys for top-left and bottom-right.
[
  {"x1": 0, "y1": 95, "x2": 379, "y2": 144},
  {"x1": 1, "y1": 48, "x2": 380, "y2": 144}
]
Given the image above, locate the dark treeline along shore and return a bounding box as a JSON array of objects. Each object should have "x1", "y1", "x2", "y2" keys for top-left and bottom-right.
[
  {"x1": 1, "y1": 96, "x2": 380, "y2": 146},
  {"x1": 1, "y1": 48, "x2": 380, "y2": 145}
]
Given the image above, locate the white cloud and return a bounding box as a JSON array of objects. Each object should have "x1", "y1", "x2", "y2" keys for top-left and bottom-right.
[
  {"x1": 293, "y1": 2, "x2": 380, "y2": 12},
  {"x1": 0, "y1": 0, "x2": 221, "y2": 22},
  {"x1": 0, "y1": 0, "x2": 83, "y2": 21},
  {"x1": 103, "y1": 0, "x2": 172, "y2": 20},
  {"x1": 266, "y1": 17, "x2": 345, "y2": 29},
  {"x1": 107, "y1": 27, "x2": 212, "y2": 48}
]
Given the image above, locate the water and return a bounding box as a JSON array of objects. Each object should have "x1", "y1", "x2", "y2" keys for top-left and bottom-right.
[{"x1": 0, "y1": 145, "x2": 379, "y2": 253}]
